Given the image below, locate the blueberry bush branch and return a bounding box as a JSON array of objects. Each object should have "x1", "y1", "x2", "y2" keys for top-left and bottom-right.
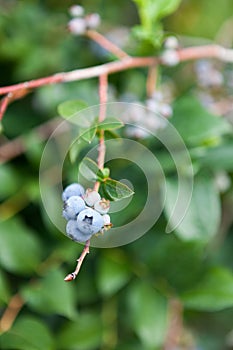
[
  {"x1": 64, "y1": 239, "x2": 90, "y2": 282},
  {"x1": 1, "y1": 44, "x2": 233, "y2": 120}
]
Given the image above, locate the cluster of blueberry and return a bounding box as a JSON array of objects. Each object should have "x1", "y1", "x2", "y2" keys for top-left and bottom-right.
[
  {"x1": 62, "y1": 183, "x2": 111, "y2": 243},
  {"x1": 68, "y1": 5, "x2": 100, "y2": 35}
]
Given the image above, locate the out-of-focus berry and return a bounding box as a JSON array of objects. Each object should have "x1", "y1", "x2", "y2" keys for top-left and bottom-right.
[
  {"x1": 68, "y1": 18, "x2": 87, "y2": 35},
  {"x1": 164, "y1": 36, "x2": 179, "y2": 50},
  {"x1": 86, "y1": 13, "x2": 101, "y2": 29},
  {"x1": 69, "y1": 5, "x2": 84, "y2": 17},
  {"x1": 161, "y1": 49, "x2": 180, "y2": 66}
]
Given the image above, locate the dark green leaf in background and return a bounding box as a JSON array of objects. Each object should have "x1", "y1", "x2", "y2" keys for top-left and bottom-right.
[
  {"x1": 171, "y1": 96, "x2": 231, "y2": 145},
  {"x1": 0, "y1": 218, "x2": 43, "y2": 275},
  {"x1": 164, "y1": 174, "x2": 221, "y2": 241},
  {"x1": 0, "y1": 269, "x2": 11, "y2": 305},
  {"x1": 57, "y1": 312, "x2": 103, "y2": 350},
  {"x1": 127, "y1": 280, "x2": 168, "y2": 348},
  {"x1": 0, "y1": 316, "x2": 55, "y2": 350},
  {"x1": 97, "y1": 252, "x2": 131, "y2": 296},
  {"x1": 181, "y1": 267, "x2": 233, "y2": 311},
  {"x1": 21, "y1": 268, "x2": 77, "y2": 319}
]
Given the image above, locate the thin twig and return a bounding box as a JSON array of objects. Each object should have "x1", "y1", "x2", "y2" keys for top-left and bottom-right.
[
  {"x1": 164, "y1": 298, "x2": 183, "y2": 350},
  {"x1": 64, "y1": 239, "x2": 91, "y2": 281},
  {"x1": 0, "y1": 118, "x2": 62, "y2": 163},
  {"x1": 86, "y1": 30, "x2": 129, "y2": 60},
  {"x1": 94, "y1": 73, "x2": 108, "y2": 192},
  {"x1": 146, "y1": 65, "x2": 158, "y2": 98},
  {"x1": 0, "y1": 293, "x2": 24, "y2": 333}
]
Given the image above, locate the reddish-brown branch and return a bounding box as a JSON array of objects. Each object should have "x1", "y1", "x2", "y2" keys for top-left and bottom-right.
[
  {"x1": 0, "y1": 293, "x2": 24, "y2": 333},
  {"x1": 164, "y1": 298, "x2": 183, "y2": 350},
  {"x1": 146, "y1": 65, "x2": 158, "y2": 98},
  {"x1": 86, "y1": 30, "x2": 129, "y2": 60},
  {"x1": 64, "y1": 239, "x2": 91, "y2": 281}
]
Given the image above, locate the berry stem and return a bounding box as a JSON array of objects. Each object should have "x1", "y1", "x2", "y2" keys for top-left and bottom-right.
[
  {"x1": 94, "y1": 73, "x2": 108, "y2": 192},
  {"x1": 64, "y1": 239, "x2": 90, "y2": 281},
  {"x1": 86, "y1": 30, "x2": 129, "y2": 60}
]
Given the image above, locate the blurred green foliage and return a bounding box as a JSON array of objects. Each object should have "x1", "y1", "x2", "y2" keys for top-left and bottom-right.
[{"x1": 0, "y1": 1, "x2": 233, "y2": 349}]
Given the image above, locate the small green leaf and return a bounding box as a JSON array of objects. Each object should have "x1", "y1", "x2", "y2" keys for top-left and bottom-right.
[
  {"x1": 102, "y1": 178, "x2": 134, "y2": 201},
  {"x1": 21, "y1": 268, "x2": 77, "y2": 319},
  {"x1": 97, "y1": 167, "x2": 110, "y2": 181},
  {"x1": 79, "y1": 157, "x2": 99, "y2": 183},
  {"x1": 57, "y1": 99, "x2": 88, "y2": 118},
  {"x1": 57, "y1": 312, "x2": 103, "y2": 350},
  {"x1": 97, "y1": 117, "x2": 124, "y2": 131},
  {"x1": 69, "y1": 138, "x2": 87, "y2": 163},
  {"x1": 97, "y1": 253, "x2": 131, "y2": 296},
  {"x1": 127, "y1": 280, "x2": 168, "y2": 348},
  {"x1": 0, "y1": 218, "x2": 43, "y2": 275},
  {"x1": 181, "y1": 267, "x2": 233, "y2": 311},
  {"x1": 0, "y1": 316, "x2": 55, "y2": 350},
  {"x1": 80, "y1": 125, "x2": 97, "y2": 143}
]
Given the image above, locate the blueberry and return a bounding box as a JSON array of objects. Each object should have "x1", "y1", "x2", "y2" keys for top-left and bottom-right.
[
  {"x1": 63, "y1": 196, "x2": 86, "y2": 220},
  {"x1": 77, "y1": 208, "x2": 104, "y2": 235},
  {"x1": 66, "y1": 220, "x2": 92, "y2": 243},
  {"x1": 62, "y1": 183, "x2": 85, "y2": 201}
]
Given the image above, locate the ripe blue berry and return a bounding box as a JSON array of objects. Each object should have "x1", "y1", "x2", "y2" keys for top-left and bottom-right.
[
  {"x1": 77, "y1": 208, "x2": 104, "y2": 235},
  {"x1": 62, "y1": 183, "x2": 85, "y2": 201},
  {"x1": 63, "y1": 196, "x2": 86, "y2": 220},
  {"x1": 66, "y1": 220, "x2": 92, "y2": 242}
]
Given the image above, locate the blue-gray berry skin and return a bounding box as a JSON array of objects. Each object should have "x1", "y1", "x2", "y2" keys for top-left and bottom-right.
[
  {"x1": 62, "y1": 183, "x2": 85, "y2": 201},
  {"x1": 63, "y1": 196, "x2": 86, "y2": 220},
  {"x1": 77, "y1": 208, "x2": 104, "y2": 235},
  {"x1": 66, "y1": 220, "x2": 92, "y2": 242}
]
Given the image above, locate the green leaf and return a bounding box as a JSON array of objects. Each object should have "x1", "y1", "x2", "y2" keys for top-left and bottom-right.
[
  {"x1": 0, "y1": 269, "x2": 11, "y2": 305},
  {"x1": 80, "y1": 124, "x2": 97, "y2": 143},
  {"x1": 171, "y1": 96, "x2": 231, "y2": 145},
  {"x1": 102, "y1": 179, "x2": 134, "y2": 201},
  {"x1": 97, "y1": 167, "x2": 110, "y2": 181},
  {"x1": 0, "y1": 316, "x2": 54, "y2": 350},
  {"x1": 79, "y1": 157, "x2": 99, "y2": 183},
  {"x1": 97, "y1": 253, "x2": 131, "y2": 296},
  {"x1": 181, "y1": 267, "x2": 233, "y2": 311},
  {"x1": 0, "y1": 218, "x2": 43, "y2": 275},
  {"x1": 0, "y1": 165, "x2": 21, "y2": 200},
  {"x1": 127, "y1": 281, "x2": 168, "y2": 348},
  {"x1": 97, "y1": 117, "x2": 124, "y2": 130},
  {"x1": 132, "y1": 0, "x2": 181, "y2": 47},
  {"x1": 192, "y1": 140, "x2": 233, "y2": 171},
  {"x1": 57, "y1": 99, "x2": 88, "y2": 118},
  {"x1": 21, "y1": 268, "x2": 77, "y2": 319},
  {"x1": 164, "y1": 174, "x2": 221, "y2": 241},
  {"x1": 69, "y1": 138, "x2": 87, "y2": 163},
  {"x1": 57, "y1": 312, "x2": 103, "y2": 350}
]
